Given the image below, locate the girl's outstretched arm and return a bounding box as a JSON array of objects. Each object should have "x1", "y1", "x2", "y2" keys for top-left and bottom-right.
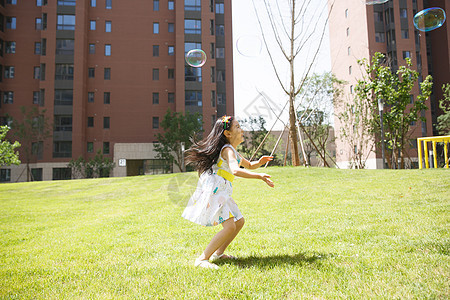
[
  {"x1": 240, "y1": 155, "x2": 273, "y2": 169},
  {"x1": 222, "y1": 148, "x2": 274, "y2": 187}
]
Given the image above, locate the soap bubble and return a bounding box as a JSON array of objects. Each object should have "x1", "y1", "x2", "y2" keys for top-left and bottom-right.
[
  {"x1": 236, "y1": 35, "x2": 263, "y2": 57},
  {"x1": 185, "y1": 49, "x2": 207, "y2": 67},
  {"x1": 364, "y1": 0, "x2": 389, "y2": 5},
  {"x1": 413, "y1": 7, "x2": 446, "y2": 32}
]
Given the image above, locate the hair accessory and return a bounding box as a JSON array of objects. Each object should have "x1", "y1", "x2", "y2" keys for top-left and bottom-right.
[{"x1": 222, "y1": 116, "x2": 232, "y2": 130}]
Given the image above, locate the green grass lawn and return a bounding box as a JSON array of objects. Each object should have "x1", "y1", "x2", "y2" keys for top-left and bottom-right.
[{"x1": 1, "y1": 167, "x2": 449, "y2": 299}]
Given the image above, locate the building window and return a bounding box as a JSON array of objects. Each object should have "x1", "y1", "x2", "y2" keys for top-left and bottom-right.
[
  {"x1": 52, "y1": 167, "x2": 72, "y2": 180},
  {"x1": 31, "y1": 168, "x2": 43, "y2": 181},
  {"x1": 185, "y1": 91, "x2": 202, "y2": 106},
  {"x1": 88, "y1": 92, "x2": 94, "y2": 103},
  {"x1": 346, "y1": 27, "x2": 350, "y2": 36},
  {"x1": 168, "y1": 46, "x2": 174, "y2": 56},
  {"x1": 41, "y1": 38, "x2": 47, "y2": 55},
  {"x1": 350, "y1": 85, "x2": 353, "y2": 94},
  {"x1": 185, "y1": 19, "x2": 201, "y2": 34},
  {"x1": 215, "y1": 24, "x2": 224, "y2": 36},
  {"x1": 87, "y1": 142, "x2": 94, "y2": 153},
  {"x1": 56, "y1": 39, "x2": 74, "y2": 55},
  {"x1": 55, "y1": 64, "x2": 74, "y2": 80},
  {"x1": 105, "y1": 20, "x2": 111, "y2": 32},
  {"x1": 211, "y1": 66, "x2": 215, "y2": 82},
  {"x1": 168, "y1": 92, "x2": 175, "y2": 103},
  {"x1": 217, "y1": 70, "x2": 225, "y2": 82},
  {"x1": 403, "y1": 51, "x2": 411, "y2": 59},
  {"x1": 105, "y1": 44, "x2": 111, "y2": 56},
  {"x1": 185, "y1": 66, "x2": 202, "y2": 82},
  {"x1": 349, "y1": 65, "x2": 352, "y2": 75},
  {"x1": 58, "y1": 0, "x2": 76, "y2": 6},
  {"x1": 103, "y1": 142, "x2": 110, "y2": 155},
  {"x1": 34, "y1": 42, "x2": 41, "y2": 54},
  {"x1": 54, "y1": 115, "x2": 72, "y2": 132},
  {"x1": 185, "y1": 42, "x2": 201, "y2": 54},
  {"x1": 90, "y1": 0, "x2": 96, "y2": 7},
  {"x1": 216, "y1": 47, "x2": 224, "y2": 58},
  {"x1": 185, "y1": 0, "x2": 200, "y2": 11},
  {"x1": 55, "y1": 90, "x2": 73, "y2": 105},
  {"x1": 87, "y1": 117, "x2": 94, "y2": 127},
  {"x1": 153, "y1": 22, "x2": 159, "y2": 34},
  {"x1": 400, "y1": 8, "x2": 407, "y2": 19},
  {"x1": 6, "y1": 41, "x2": 16, "y2": 53},
  {"x1": 217, "y1": 93, "x2": 226, "y2": 105},
  {"x1": 210, "y1": 19, "x2": 214, "y2": 35},
  {"x1": 57, "y1": 15, "x2": 75, "y2": 30},
  {"x1": 168, "y1": 69, "x2": 174, "y2": 79},
  {"x1": 90, "y1": 20, "x2": 96, "y2": 30},
  {"x1": 401, "y1": 29, "x2": 409, "y2": 39},
  {"x1": 153, "y1": 92, "x2": 159, "y2": 104},
  {"x1": 104, "y1": 92, "x2": 110, "y2": 104},
  {"x1": 374, "y1": 11, "x2": 383, "y2": 22},
  {"x1": 36, "y1": 0, "x2": 45, "y2": 6},
  {"x1": 104, "y1": 68, "x2": 111, "y2": 80},
  {"x1": 40, "y1": 64, "x2": 46, "y2": 80},
  {"x1": 153, "y1": 45, "x2": 159, "y2": 57},
  {"x1": 3, "y1": 91, "x2": 14, "y2": 104},
  {"x1": 210, "y1": 43, "x2": 215, "y2": 58},
  {"x1": 89, "y1": 43, "x2": 95, "y2": 54},
  {"x1": 34, "y1": 66, "x2": 40, "y2": 79},
  {"x1": 211, "y1": 90, "x2": 216, "y2": 107},
  {"x1": 348, "y1": 47, "x2": 351, "y2": 56},
  {"x1": 153, "y1": 69, "x2": 159, "y2": 80},
  {"x1": 105, "y1": 0, "x2": 111, "y2": 9},
  {"x1": 35, "y1": 18, "x2": 42, "y2": 30},
  {"x1": 6, "y1": 17, "x2": 16, "y2": 29},
  {"x1": 152, "y1": 117, "x2": 159, "y2": 129},
  {"x1": 33, "y1": 91, "x2": 40, "y2": 104},
  {"x1": 153, "y1": 0, "x2": 159, "y2": 11},
  {"x1": 88, "y1": 68, "x2": 95, "y2": 78},
  {"x1": 4, "y1": 66, "x2": 14, "y2": 78},
  {"x1": 103, "y1": 117, "x2": 110, "y2": 129},
  {"x1": 53, "y1": 142, "x2": 72, "y2": 158},
  {"x1": 375, "y1": 32, "x2": 385, "y2": 43},
  {"x1": 345, "y1": 9, "x2": 348, "y2": 18},
  {"x1": 0, "y1": 169, "x2": 11, "y2": 182},
  {"x1": 168, "y1": 0, "x2": 174, "y2": 10},
  {"x1": 7, "y1": 0, "x2": 17, "y2": 4},
  {"x1": 215, "y1": 3, "x2": 224, "y2": 14},
  {"x1": 168, "y1": 23, "x2": 174, "y2": 33}
]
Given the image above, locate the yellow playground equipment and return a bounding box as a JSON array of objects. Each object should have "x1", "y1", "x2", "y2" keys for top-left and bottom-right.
[{"x1": 417, "y1": 135, "x2": 450, "y2": 169}]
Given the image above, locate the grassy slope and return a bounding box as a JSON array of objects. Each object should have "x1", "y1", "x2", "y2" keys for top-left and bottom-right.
[{"x1": 0, "y1": 167, "x2": 448, "y2": 299}]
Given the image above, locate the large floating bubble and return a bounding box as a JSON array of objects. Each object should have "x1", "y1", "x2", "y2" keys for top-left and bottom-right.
[
  {"x1": 236, "y1": 35, "x2": 262, "y2": 58},
  {"x1": 413, "y1": 7, "x2": 446, "y2": 32},
  {"x1": 364, "y1": 0, "x2": 389, "y2": 5},
  {"x1": 185, "y1": 49, "x2": 207, "y2": 67}
]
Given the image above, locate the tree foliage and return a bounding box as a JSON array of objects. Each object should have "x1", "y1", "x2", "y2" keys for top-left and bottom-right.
[
  {"x1": 68, "y1": 150, "x2": 115, "y2": 179},
  {"x1": 154, "y1": 109, "x2": 203, "y2": 172},
  {"x1": 9, "y1": 106, "x2": 52, "y2": 181},
  {"x1": 436, "y1": 83, "x2": 450, "y2": 135},
  {"x1": 0, "y1": 126, "x2": 21, "y2": 167},
  {"x1": 339, "y1": 52, "x2": 433, "y2": 169}
]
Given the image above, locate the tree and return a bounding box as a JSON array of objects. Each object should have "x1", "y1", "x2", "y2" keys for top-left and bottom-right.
[
  {"x1": 297, "y1": 72, "x2": 344, "y2": 166},
  {"x1": 68, "y1": 150, "x2": 115, "y2": 179},
  {"x1": 238, "y1": 116, "x2": 280, "y2": 164},
  {"x1": 436, "y1": 83, "x2": 450, "y2": 135},
  {"x1": 9, "y1": 106, "x2": 52, "y2": 181},
  {"x1": 252, "y1": 0, "x2": 335, "y2": 166},
  {"x1": 347, "y1": 52, "x2": 433, "y2": 169},
  {"x1": 154, "y1": 109, "x2": 203, "y2": 172},
  {"x1": 0, "y1": 126, "x2": 21, "y2": 166}
]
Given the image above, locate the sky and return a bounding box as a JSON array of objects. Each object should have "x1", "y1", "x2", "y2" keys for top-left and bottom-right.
[{"x1": 231, "y1": 0, "x2": 332, "y2": 130}]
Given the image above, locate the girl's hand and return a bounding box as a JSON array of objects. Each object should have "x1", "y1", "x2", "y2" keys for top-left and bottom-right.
[
  {"x1": 258, "y1": 156, "x2": 274, "y2": 166},
  {"x1": 259, "y1": 173, "x2": 274, "y2": 188}
]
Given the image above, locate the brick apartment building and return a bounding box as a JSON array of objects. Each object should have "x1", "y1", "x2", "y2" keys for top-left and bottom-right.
[
  {"x1": 0, "y1": 0, "x2": 234, "y2": 182},
  {"x1": 328, "y1": 0, "x2": 449, "y2": 168}
]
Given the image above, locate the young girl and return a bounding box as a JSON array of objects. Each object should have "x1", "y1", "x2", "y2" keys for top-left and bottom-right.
[{"x1": 182, "y1": 115, "x2": 274, "y2": 269}]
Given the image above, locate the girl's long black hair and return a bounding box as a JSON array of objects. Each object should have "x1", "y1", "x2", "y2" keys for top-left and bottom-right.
[{"x1": 185, "y1": 116, "x2": 233, "y2": 175}]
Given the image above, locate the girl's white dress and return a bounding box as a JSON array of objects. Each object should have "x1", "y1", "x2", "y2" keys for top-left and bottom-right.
[{"x1": 182, "y1": 144, "x2": 244, "y2": 226}]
